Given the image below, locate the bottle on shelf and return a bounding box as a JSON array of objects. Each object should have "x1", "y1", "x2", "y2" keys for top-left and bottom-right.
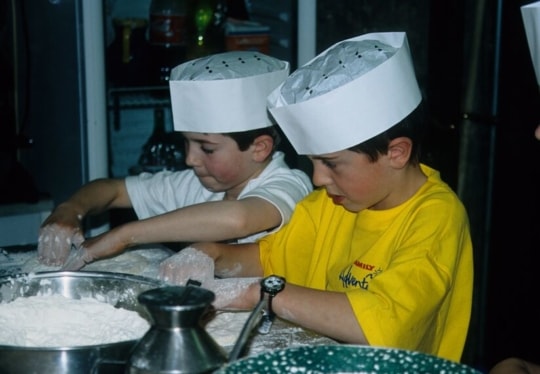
[
  {"x1": 185, "y1": 0, "x2": 227, "y2": 60},
  {"x1": 106, "y1": 18, "x2": 151, "y2": 87},
  {"x1": 148, "y1": 0, "x2": 188, "y2": 85}
]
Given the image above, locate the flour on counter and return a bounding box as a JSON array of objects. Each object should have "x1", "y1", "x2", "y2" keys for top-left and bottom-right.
[
  {"x1": 204, "y1": 311, "x2": 337, "y2": 357},
  {"x1": 0, "y1": 294, "x2": 150, "y2": 347},
  {"x1": 18, "y1": 245, "x2": 173, "y2": 279},
  {"x1": 205, "y1": 311, "x2": 251, "y2": 347}
]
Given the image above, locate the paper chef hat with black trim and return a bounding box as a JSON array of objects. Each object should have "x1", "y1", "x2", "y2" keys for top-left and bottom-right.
[
  {"x1": 521, "y1": 1, "x2": 540, "y2": 86},
  {"x1": 169, "y1": 51, "x2": 289, "y2": 133},
  {"x1": 267, "y1": 32, "x2": 422, "y2": 155}
]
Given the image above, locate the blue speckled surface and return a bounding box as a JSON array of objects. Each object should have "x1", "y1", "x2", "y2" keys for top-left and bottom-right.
[{"x1": 216, "y1": 345, "x2": 481, "y2": 374}]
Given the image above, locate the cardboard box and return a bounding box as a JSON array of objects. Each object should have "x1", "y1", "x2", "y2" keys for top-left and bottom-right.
[{"x1": 225, "y1": 19, "x2": 270, "y2": 54}]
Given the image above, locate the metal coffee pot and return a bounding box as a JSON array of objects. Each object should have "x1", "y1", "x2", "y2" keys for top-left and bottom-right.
[
  {"x1": 126, "y1": 286, "x2": 227, "y2": 373},
  {"x1": 127, "y1": 276, "x2": 284, "y2": 373}
]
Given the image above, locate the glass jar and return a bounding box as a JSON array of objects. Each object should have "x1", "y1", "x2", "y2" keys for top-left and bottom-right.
[
  {"x1": 149, "y1": 0, "x2": 188, "y2": 84},
  {"x1": 149, "y1": 0, "x2": 187, "y2": 46}
]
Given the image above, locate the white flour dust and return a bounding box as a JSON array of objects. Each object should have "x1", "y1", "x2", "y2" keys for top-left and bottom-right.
[
  {"x1": 18, "y1": 245, "x2": 173, "y2": 278},
  {"x1": 159, "y1": 246, "x2": 214, "y2": 285},
  {"x1": 206, "y1": 311, "x2": 251, "y2": 347},
  {"x1": 208, "y1": 277, "x2": 259, "y2": 309},
  {"x1": 0, "y1": 294, "x2": 150, "y2": 347}
]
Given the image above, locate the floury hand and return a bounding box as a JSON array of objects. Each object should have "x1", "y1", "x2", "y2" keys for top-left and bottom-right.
[
  {"x1": 158, "y1": 247, "x2": 215, "y2": 285},
  {"x1": 37, "y1": 223, "x2": 84, "y2": 266},
  {"x1": 61, "y1": 245, "x2": 91, "y2": 271}
]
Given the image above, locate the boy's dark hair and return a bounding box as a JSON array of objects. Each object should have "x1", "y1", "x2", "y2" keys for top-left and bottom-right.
[
  {"x1": 225, "y1": 125, "x2": 282, "y2": 152},
  {"x1": 349, "y1": 101, "x2": 426, "y2": 165}
]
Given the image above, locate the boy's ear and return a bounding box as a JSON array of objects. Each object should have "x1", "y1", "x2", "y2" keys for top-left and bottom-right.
[
  {"x1": 251, "y1": 134, "x2": 274, "y2": 161},
  {"x1": 387, "y1": 137, "x2": 412, "y2": 169}
]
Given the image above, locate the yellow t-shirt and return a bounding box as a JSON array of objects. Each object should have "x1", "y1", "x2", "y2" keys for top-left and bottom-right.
[{"x1": 258, "y1": 164, "x2": 473, "y2": 362}]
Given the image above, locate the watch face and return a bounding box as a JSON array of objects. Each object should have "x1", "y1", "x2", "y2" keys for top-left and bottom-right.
[{"x1": 262, "y1": 275, "x2": 285, "y2": 295}]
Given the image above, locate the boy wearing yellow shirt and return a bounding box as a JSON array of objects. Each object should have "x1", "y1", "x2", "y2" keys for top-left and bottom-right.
[{"x1": 159, "y1": 32, "x2": 474, "y2": 363}]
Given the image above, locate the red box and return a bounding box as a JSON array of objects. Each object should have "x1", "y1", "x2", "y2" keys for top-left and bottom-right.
[{"x1": 225, "y1": 19, "x2": 270, "y2": 54}]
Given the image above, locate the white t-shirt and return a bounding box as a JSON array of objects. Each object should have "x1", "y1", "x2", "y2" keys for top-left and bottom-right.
[{"x1": 125, "y1": 151, "x2": 312, "y2": 243}]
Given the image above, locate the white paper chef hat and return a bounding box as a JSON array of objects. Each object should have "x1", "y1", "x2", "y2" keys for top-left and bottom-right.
[
  {"x1": 521, "y1": 1, "x2": 540, "y2": 86},
  {"x1": 268, "y1": 32, "x2": 422, "y2": 155},
  {"x1": 169, "y1": 51, "x2": 289, "y2": 133}
]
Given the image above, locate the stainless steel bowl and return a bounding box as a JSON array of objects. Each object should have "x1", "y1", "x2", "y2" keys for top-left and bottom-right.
[{"x1": 0, "y1": 271, "x2": 163, "y2": 374}]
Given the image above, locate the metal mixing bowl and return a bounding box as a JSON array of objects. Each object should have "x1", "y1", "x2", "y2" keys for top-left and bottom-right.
[{"x1": 0, "y1": 271, "x2": 164, "y2": 374}]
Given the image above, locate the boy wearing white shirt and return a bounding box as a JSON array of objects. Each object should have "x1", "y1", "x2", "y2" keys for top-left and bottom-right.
[{"x1": 37, "y1": 51, "x2": 312, "y2": 269}]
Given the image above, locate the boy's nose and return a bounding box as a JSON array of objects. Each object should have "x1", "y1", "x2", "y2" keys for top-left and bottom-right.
[
  {"x1": 184, "y1": 148, "x2": 198, "y2": 167},
  {"x1": 311, "y1": 164, "x2": 329, "y2": 188}
]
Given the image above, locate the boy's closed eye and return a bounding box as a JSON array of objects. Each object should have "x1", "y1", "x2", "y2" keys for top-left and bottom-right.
[
  {"x1": 311, "y1": 155, "x2": 338, "y2": 169},
  {"x1": 201, "y1": 146, "x2": 215, "y2": 154}
]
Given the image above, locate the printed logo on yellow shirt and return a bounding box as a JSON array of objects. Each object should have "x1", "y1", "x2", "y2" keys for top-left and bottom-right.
[
  {"x1": 339, "y1": 263, "x2": 382, "y2": 290},
  {"x1": 354, "y1": 260, "x2": 375, "y2": 271}
]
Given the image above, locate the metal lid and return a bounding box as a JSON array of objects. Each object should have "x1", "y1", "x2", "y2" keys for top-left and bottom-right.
[{"x1": 138, "y1": 285, "x2": 215, "y2": 310}]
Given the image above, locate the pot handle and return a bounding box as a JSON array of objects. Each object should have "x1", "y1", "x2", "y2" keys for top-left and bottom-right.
[{"x1": 228, "y1": 298, "x2": 266, "y2": 362}]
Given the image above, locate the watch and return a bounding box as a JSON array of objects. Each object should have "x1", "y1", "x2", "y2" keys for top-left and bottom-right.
[
  {"x1": 261, "y1": 275, "x2": 286, "y2": 296},
  {"x1": 258, "y1": 275, "x2": 286, "y2": 334}
]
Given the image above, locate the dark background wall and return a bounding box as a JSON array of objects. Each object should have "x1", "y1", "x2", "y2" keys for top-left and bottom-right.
[
  {"x1": 314, "y1": 0, "x2": 540, "y2": 371},
  {"x1": 486, "y1": 0, "x2": 540, "y2": 368}
]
